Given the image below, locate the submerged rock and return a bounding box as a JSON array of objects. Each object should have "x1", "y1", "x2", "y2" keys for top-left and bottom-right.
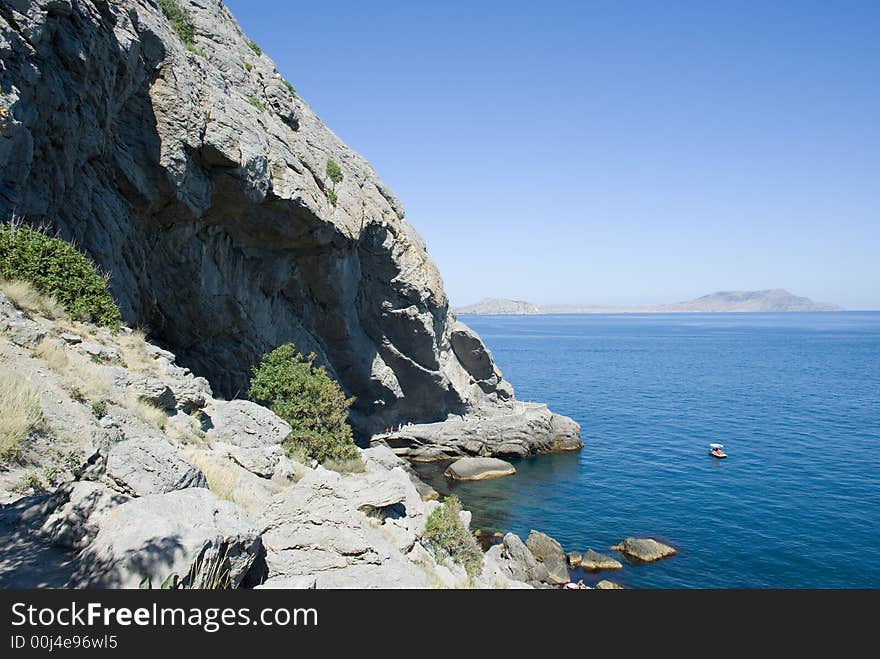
[
  {"x1": 580, "y1": 549, "x2": 623, "y2": 570},
  {"x1": 612, "y1": 537, "x2": 677, "y2": 562},
  {"x1": 444, "y1": 457, "x2": 516, "y2": 481}
]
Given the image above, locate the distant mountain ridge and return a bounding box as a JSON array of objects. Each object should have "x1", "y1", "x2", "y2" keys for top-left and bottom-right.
[{"x1": 455, "y1": 290, "x2": 843, "y2": 315}]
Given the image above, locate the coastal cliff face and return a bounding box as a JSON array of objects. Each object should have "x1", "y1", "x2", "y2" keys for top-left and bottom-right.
[{"x1": 0, "y1": 0, "x2": 528, "y2": 436}]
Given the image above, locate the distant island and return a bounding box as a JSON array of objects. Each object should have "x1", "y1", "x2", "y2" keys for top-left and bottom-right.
[{"x1": 455, "y1": 290, "x2": 843, "y2": 315}]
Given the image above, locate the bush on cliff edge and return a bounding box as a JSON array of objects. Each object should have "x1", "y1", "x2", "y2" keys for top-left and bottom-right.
[
  {"x1": 423, "y1": 495, "x2": 484, "y2": 579},
  {"x1": 248, "y1": 343, "x2": 359, "y2": 463},
  {"x1": 0, "y1": 222, "x2": 122, "y2": 329}
]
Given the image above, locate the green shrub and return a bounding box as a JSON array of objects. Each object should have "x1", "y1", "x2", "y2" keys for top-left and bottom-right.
[
  {"x1": 248, "y1": 343, "x2": 358, "y2": 463},
  {"x1": 246, "y1": 39, "x2": 262, "y2": 56},
  {"x1": 326, "y1": 159, "x2": 343, "y2": 184},
  {"x1": 247, "y1": 96, "x2": 266, "y2": 112},
  {"x1": 283, "y1": 79, "x2": 296, "y2": 96},
  {"x1": 0, "y1": 222, "x2": 122, "y2": 329},
  {"x1": 423, "y1": 495, "x2": 483, "y2": 579},
  {"x1": 243, "y1": 61, "x2": 253, "y2": 72},
  {"x1": 158, "y1": 0, "x2": 201, "y2": 55},
  {"x1": 91, "y1": 400, "x2": 108, "y2": 420},
  {"x1": 325, "y1": 189, "x2": 338, "y2": 207}
]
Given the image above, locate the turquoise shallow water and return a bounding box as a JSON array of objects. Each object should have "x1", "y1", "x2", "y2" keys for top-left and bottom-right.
[{"x1": 415, "y1": 312, "x2": 880, "y2": 588}]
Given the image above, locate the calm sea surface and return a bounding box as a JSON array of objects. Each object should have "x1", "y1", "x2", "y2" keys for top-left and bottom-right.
[{"x1": 414, "y1": 312, "x2": 880, "y2": 588}]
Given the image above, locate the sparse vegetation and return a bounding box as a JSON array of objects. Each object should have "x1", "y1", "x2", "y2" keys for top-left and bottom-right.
[
  {"x1": 423, "y1": 495, "x2": 483, "y2": 579},
  {"x1": 282, "y1": 79, "x2": 296, "y2": 96},
  {"x1": 323, "y1": 456, "x2": 366, "y2": 474},
  {"x1": 0, "y1": 221, "x2": 122, "y2": 329},
  {"x1": 248, "y1": 343, "x2": 359, "y2": 464},
  {"x1": 243, "y1": 61, "x2": 253, "y2": 72},
  {"x1": 325, "y1": 189, "x2": 338, "y2": 207},
  {"x1": 124, "y1": 395, "x2": 167, "y2": 430},
  {"x1": 118, "y1": 329, "x2": 155, "y2": 373},
  {"x1": 10, "y1": 471, "x2": 45, "y2": 494},
  {"x1": 157, "y1": 0, "x2": 203, "y2": 55},
  {"x1": 91, "y1": 400, "x2": 108, "y2": 420},
  {"x1": 0, "y1": 279, "x2": 66, "y2": 320},
  {"x1": 0, "y1": 376, "x2": 43, "y2": 464},
  {"x1": 33, "y1": 339, "x2": 114, "y2": 401},
  {"x1": 326, "y1": 159, "x2": 343, "y2": 184},
  {"x1": 247, "y1": 96, "x2": 266, "y2": 112},
  {"x1": 246, "y1": 38, "x2": 262, "y2": 56}
]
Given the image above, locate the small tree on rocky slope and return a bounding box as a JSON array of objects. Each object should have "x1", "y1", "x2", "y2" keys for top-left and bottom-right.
[{"x1": 248, "y1": 343, "x2": 359, "y2": 463}]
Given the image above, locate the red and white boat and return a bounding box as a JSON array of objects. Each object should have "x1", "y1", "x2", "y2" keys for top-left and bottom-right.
[{"x1": 709, "y1": 443, "x2": 727, "y2": 459}]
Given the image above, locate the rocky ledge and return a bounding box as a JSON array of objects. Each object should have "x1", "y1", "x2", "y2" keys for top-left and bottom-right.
[{"x1": 372, "y1": 403, "x2": 582, "y2": 461}]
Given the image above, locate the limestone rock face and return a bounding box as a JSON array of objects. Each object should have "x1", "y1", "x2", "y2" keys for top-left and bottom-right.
[{"x1": 0, "y1": 0, "x2": 546, "y2": 438}]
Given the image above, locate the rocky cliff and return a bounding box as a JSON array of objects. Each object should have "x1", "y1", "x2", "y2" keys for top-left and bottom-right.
[{"x1": 0, "y1": 0, "x2": 580, "y2": 450}]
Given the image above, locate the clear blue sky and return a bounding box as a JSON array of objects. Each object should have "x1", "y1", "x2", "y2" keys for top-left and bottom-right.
[{"x1": 226, "y1": 0, "x2": 879, "y2": 309}]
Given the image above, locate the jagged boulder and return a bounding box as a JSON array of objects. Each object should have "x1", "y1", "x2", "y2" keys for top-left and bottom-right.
[
  {"x1": 103, "y1": 437, "x2": 207, "y2": 496},
  {"x1": 72, "y1": 488, "x2": 262, "y2": 589},
  {"x1": 491, "y1": 533, "x2": 549, "y2": 586},
  {"x1": 526, "y1": 530, "x2": 570, "y2": 585}
]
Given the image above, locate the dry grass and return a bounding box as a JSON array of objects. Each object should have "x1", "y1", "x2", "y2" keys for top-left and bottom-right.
[
  {"x1": 187, "y1": 451, "x2": 239, "y2": 502},
  {"x1": 123, "y1": 395, "x2": 167, "y2": 430},
  {"x1": 0, "y1": 279, "x2": 65, "y2": 320},
  {"x1": 323, "y1": 456, "x2": 366, "y2": 474},
  {"x1": 32, "y1": 339, "x2": 114, "y2": 401},
  {"x1": 0, "y1": 374, "x2": 43, "y2": 464},
  {"x1": 118, "y1": 329, "x2": 156, "y2": 373}
]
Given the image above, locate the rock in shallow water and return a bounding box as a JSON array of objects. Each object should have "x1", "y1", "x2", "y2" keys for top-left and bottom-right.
[
  {"x1": 526, "y1": 530, "x2": 570, "y2": 585},
  {"x1": 612, "y1": 537, "x2": 677, "y2": 562},
  {"x1": 444, "y1": 457, "x2": 516, "y2": 481},
  {"x1": 596, "y1": 579, "x2": 624, "y2": 589},
  {"x1": 580, "y1": 549, "x2": 623, "y2": 570}
]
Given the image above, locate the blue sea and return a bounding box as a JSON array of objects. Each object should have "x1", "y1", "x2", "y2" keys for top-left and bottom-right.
[{"x1": 416, "y1": 312, "x2": 880, "y2": 588}]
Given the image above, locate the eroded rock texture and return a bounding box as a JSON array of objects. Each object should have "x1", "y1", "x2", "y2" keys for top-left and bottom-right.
[{"x1": 0, "y1": 0, "x2": 579, "y2": 449}]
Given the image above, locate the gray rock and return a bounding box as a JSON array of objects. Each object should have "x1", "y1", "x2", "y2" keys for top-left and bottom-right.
[
  {"x1": 103, "y1": 438, "x2": 207, "y2": 496},
  {"x1": 566, "y1": 551, "x2": 582, "y2": 568},
  {"x1": 205, "y1": 400, "x2": 291, "y2": 449},
  {"x1": 444, "y1": 457, "x2": 516, "y2": 481},
  {"x1": 259, "y1": 469, "x2": 430, "y2": 589},
  {"x1": 72, "y1": 488, "x2": 262, "y2": 589},
  {"x1": 35, "y1": 481, "x2": 129, "y2": 550},
  {"x1": 0, "y1": 0, "x2": 577, "y2": 448},
  {"x1": 612, "y1": 537, "x2": 677, "y2": 562},
  {"x1": 596, "y1": 579, "x2": 625, "y2": 589},
  {"x1": 376, "y1": 403, "x2": 582, "y2": 460},
  {"x1": 526, "y1": 530, "x2": 570, "y2": 584},
  {"x1": 580, "y1": 549, "x2": 623, "y2": 570},
  {"x1": 127, "y1": 376, "x2": 176, "y2": 410},
  {"x1": 494, "y1": 533, "x2": 549, "y2": 585}
]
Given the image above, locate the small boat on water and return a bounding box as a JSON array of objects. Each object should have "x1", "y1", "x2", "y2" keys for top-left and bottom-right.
[{"x1": 709, "y1": 443, "x2": 727, "y2": 459}]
